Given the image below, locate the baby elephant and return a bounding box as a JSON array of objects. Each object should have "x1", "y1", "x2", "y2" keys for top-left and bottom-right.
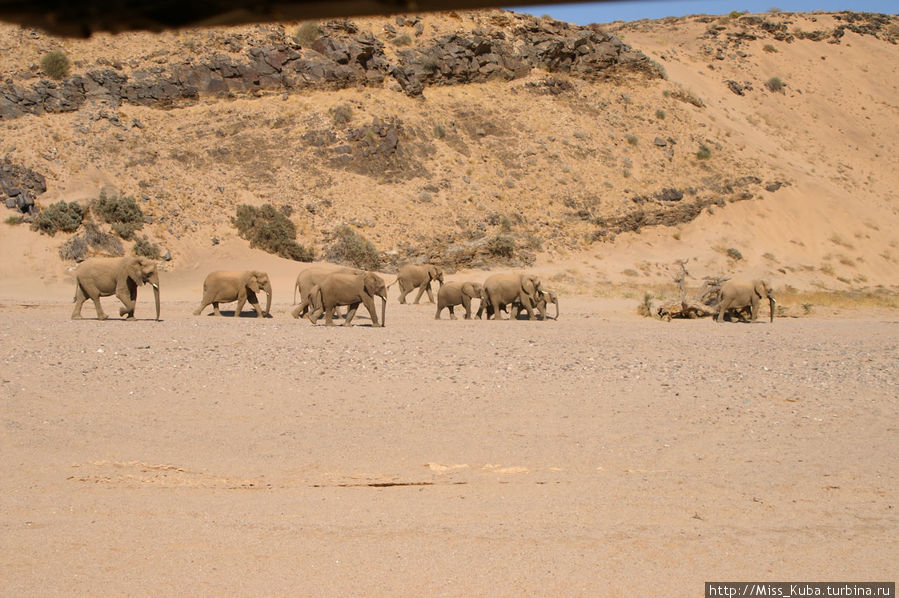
[
  {"x1": 435, "y1": 281, "x2": 485, "y2": 320},
  {"x1": 194, "y1": 270, "x2": 272, "y2": 317}
]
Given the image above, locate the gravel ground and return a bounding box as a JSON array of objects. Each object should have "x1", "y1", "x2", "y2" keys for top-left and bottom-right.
[{"x1": 1, "y1": 297, "x2": 897, "y2": 595}]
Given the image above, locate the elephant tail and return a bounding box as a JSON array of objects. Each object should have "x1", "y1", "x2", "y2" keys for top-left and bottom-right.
[{"x1": 385, "y1": 277, "x2": 399, "y2": 289}]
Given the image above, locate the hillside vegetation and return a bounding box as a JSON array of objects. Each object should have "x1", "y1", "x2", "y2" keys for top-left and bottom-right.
[{"x1": 0, "y1": 9, "x2": 897, "y2": 294}]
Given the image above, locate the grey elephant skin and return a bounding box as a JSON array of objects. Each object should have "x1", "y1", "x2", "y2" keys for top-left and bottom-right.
[
  {"x1": 71, "y1": 256, "x2": 160, "y2": 321},
  {"x1": 291, "y1": 265, "x2": 361, "y2": 319},
  {"x1": 511, "y1": 288, "x2": 559, "y2": 320},
  {"x1": 478, "y1": 273, "x2": 543, "y2": 320},
  {"x1": 435, "y1": 281, "x2": 485, "y2": 320},
  {"x1": 391, "y1": 263, "x2": 444, "y2": 304},
  {"x1": 716, "y1": 279, "x2": 775, "y2": 323},
  {"x1": 308, "y1": 271, "x2": 387, "y2": 327},
  {"x1": 194, "y1": 270, "x2": 272, "y2": 317}
]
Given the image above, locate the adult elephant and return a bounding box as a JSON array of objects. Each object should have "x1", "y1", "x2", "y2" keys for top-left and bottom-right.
[
  {"x1": 390, "y1": 263, "x2": 444, "y2": 304},
  {"x1": 511, "y1": 288, "x2": 559, "y2": 320},
  {"x1": 435, "y1": 281, "x2": 485, "y2": 320},
  {"x1": 71, "y1": 256, "x2": 160, "y2": 320},
  {"x1": 194, "y1": 270, "x2": 272, "y2": 318},
  {"x1": 307, "y1": 271, "x2": 387, "y2": 327},
  {"x1": 291, "y1": 265, "x2": 361, "y2": 319},
  {"x1": 478, "y1": 273, "x2": 543, "y2": 320},
  {"x1": 715, "y1": 279, "x2": 775, "y2": 323}
]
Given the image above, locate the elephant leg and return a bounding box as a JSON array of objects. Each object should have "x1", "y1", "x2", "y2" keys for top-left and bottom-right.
[
  {"x1": 448, "y1": 305, "x2": 457, "y2": 320},
  {"x1": 361, "y1": 296, "x2": 380, "y2": 327},
  {"x1": 323, "y1": 306, "x2": 337, "y2": 326},
  {"x1": 342, "y1": 303, "x2": 360, "y2": 326},
  {"x1": 750, "y1": 296, "x2": 760, "y2": 321},
  {"x1": 510, "y1": 303, "x2": 520, "y2": 320},
  {"x1": 462, "y1": 295, "x2": 471, "y2": 319},
  {"x1": 398, "y1": 280, "x2": 408, "y2": 304},
  {"x1": 246, "y1": 290, "x2": 263, "y2": 318},
  {"x1": 193, "y1": 300, "x2": 209, "y2": 316},
  {"x1": 213, "y1": 302, "x2": 224, "y2": 316},
  {"x1": 116, "y1": 283, "x2": 137, "y2": 319},
  {"x1": 518, "y1": 292, "x2": 536, "y2": 320},
  {"x1": 72, "y1": 284, "x2": 88, "y2": 320},
  {"x1": 716, "y1": 299, "x2": 731, "y2": 323},
  {"x1": 413, "y1": 283, "x2": 427, "y2": 304},
  {"x1": 435, "y1": 302, "x2": 444, "y2": 320},
  {"x1": 234, "y1": 292, "x2": 247, "y2": 317},
  {"x1": 425, "y1": 283, "x2": 436, "y2": 304}
]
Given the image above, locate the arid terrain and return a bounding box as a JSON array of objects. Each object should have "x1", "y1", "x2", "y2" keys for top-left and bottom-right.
[{"x1": 0, "y1": 7, "x2": 897, "y2": 596}]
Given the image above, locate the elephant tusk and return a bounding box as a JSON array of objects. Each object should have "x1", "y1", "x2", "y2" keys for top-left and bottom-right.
[{"x1": 151, "y1": 283, "x2": 159, "y2": 289}]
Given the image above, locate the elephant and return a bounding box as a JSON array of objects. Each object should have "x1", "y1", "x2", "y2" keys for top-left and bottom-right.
[
  {"x1": 71, "y1": 256, "x2": 160, "y2": 321},
  {"x1": 193, "y1": 270, "x2": 272, "y2": 317},
  {"x1": 389, "y1": 263, "x2": 444, "y2": 304},
  {"x1": 511, "y1": 288, "x2": 559, "y2": 320},
  {"x1": 715, "y1": 279, "x2": 775, "y2": 323},
  {"x1": 435, "y1": 281, "x2": 485, "y2": 320},
  {"x1": 307, "y1": 271, "x2": 387, "y2": 327},
  {"x1": 477, "y1": 273, "x2": 543, "y2": 320},
  {"x1": 291, "y1": 265, "x2": 361, "y2": 319}
]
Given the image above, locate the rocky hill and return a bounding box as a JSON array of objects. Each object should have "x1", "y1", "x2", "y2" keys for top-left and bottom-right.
[{"x1": 1, "y1": 9, "x2": 897, "y2": 294}]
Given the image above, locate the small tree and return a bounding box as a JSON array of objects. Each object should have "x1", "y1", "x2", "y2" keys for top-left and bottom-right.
[{"x1": 232, "y1": 204, "x2": 313, "y2": 261}]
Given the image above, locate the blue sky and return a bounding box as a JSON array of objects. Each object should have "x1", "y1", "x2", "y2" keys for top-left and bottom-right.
[{"x1": 510, "y1": 0, "x2": 896, "y2": 25}]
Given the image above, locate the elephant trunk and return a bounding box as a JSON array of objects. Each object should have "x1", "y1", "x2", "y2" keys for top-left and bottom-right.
[
  {"x1": 264, "y1": 282, "x2": 272, "y2": 316},
  {"x1": 149, "y1": 271, "x2": 160, "y2": 321},
  {"x1": 769, "y1": 296, "x2": 776, "y2": 323},
  {"x1": 380, "y1": 293, "x2": 387, "y2": 327}
]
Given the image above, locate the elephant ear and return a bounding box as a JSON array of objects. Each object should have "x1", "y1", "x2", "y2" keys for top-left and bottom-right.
[
  {"x1": 754, "y1": 280, "x2": 768, "y2": 299},
  {"x1": 521, "y1": 275, "x2": 536, "y2": 296},
  {"x1": 364, "y1": 273, "x2": 379, "y2": 296},
  {"x1": 462, "y1": 282, "x2": 475, "y2": 298},
  {"x1": 427, "y1": 265, "x2": 437, "y2": 279},
  {"x1": 126, "y1": 259, "x2": 144, "y2": 285},
  {"x1": 246, "y1": 273, "x2": 261, "y2": 293}
]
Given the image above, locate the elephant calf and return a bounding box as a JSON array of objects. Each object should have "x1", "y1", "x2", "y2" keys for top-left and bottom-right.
[
  {"x1": 435, "y1": 281, "x2": 485, "y2": 320},
  {"x1": 194, "y1": 270, "x2": 272, "y2": 318},
  {"x1": 510, "y1": 289, "x2": 559, "y2": 320}
]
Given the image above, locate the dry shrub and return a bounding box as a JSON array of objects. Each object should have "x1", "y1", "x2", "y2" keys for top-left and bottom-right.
[
  {"x1": 233, "y1": 204, "x2": 313, "y2": 261},
  {"x1": 31, "y1": 201, "x2": 83, "y2": 236},
  {"x1": 40, "y1": 50, "x2": 70, "y2": 80},
  {"x1": 325, "y1": 225, "x2": 381, "y2": 270}
]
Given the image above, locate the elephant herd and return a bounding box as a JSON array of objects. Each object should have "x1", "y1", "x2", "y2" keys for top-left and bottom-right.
[{"x1": 69, "y1": 257, "x2": 773, "y2": 325}]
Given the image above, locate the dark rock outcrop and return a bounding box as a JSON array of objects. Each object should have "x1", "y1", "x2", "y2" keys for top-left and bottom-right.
[{"x1": 1, "y1": 159, "x2": 45, "y2": 213}]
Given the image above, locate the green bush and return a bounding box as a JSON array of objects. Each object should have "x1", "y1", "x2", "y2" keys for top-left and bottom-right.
[
  {"x1": 232, "y1": 204, "x2": 313, "y2": 261},
  {"x1": 625, "y1": 133, "x2": 638, "y2": 146},
  {"x1": 294, "y1": 22, "x2": 322, "y2": 45},
  {"x1": 696, "y1": 144, "x2": 712, "y2": 160},
  {"x1": 5, "y1": 214, "x2": 23, "y2": 225},
  {"x1": 94, "y1": 191, "x2": 144, "y2": 239},
  {"x1": 325, "y1": 225, "x2": 381, "y2": 270},
  {"x1": 766, "y1": 76, "x2": 784, "y2": 92},
  {"x1": 655, "y1": 109, "x2": 666, "y2": 120},
  {"x1": 487, "y1": 235, "x2": 515, "y2": 258},
  {"x1": 763, "y1": 44, "x2": 778, "y2": 53},
  {"x1": 133, "y1": 235, "x2": 161, "y2": 259},
  {"x1": 31, "y1": 201, "x2": 83, "y2": 236},
  {"x1": 40, "y1": 50, "x2": 70, "y2": 80}
]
